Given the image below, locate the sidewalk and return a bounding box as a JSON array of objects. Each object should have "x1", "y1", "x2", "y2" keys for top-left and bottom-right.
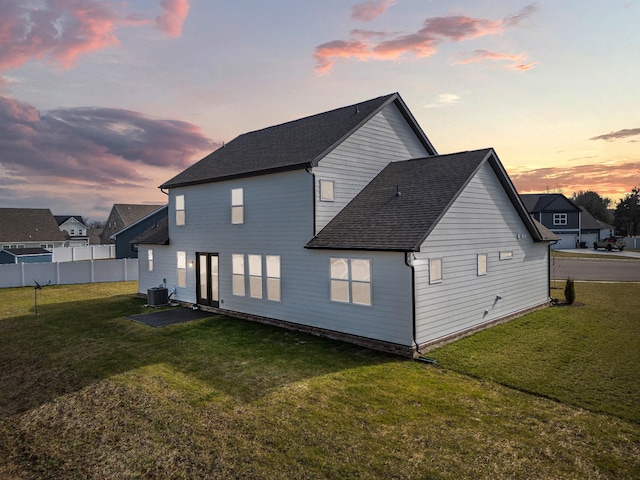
[{"x1": 556, "y1": 249, "x2": 640, "y2": 259}]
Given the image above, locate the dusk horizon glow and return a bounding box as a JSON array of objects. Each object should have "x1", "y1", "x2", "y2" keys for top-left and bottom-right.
[{"x1": 1, "y1": 0, "x2": 638, "y2": 221}]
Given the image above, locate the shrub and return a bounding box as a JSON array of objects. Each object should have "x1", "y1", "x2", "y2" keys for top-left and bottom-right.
[{"x1": 564, "y1": 277, "x2": 576, "y2": 305}]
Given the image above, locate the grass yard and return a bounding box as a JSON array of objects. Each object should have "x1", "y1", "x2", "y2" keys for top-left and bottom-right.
[{"x1": 0, "y1": 282, "x2": 638, "y2": 479}]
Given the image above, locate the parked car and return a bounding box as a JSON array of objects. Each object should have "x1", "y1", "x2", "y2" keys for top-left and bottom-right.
[{"x1": 593, "y1": 236, "x2": 626, "y2": 251}]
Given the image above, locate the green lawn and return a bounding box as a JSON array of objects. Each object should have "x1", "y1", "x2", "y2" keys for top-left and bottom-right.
[{"x1": 0, "y1": 281, "x2": 638, "y2": 479}]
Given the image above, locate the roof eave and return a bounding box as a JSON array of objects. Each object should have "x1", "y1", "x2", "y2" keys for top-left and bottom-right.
[{"x1": 159, "y1": 162, "x2": 311, "y2": 190}]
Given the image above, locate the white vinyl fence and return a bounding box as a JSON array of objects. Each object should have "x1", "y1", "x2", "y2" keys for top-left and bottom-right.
[
  {"x1": 52, "y1": 245, "x2": 115, "y2": 262},
  {"x1": 0, "y1": 259, "x2": 138, "y2": 288}
]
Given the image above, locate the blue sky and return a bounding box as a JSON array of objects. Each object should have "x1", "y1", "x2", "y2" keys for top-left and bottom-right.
[{"x1": 1, "y1": 0, "x2": 638, "y2": 220}]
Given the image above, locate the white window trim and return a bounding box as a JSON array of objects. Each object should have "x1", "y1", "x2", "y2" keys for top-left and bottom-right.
[
  {"x1": 177, "y1": 251, "x2": 187, "y2": 288},
  {"x1": 148, "y1": 249, "x2": 154, "y2": 272},
  {"x1": 553, "y1": 213, "x2": 567, "y2": 226},
  {"x1": 319, "y1": 179, "x2": 335, "y2": 202},
  {"x1": 231, "y1": 188, "x2": 244, "y2": 224},
  {"x1": 477, "y1": 253, "x2": 487, "y2": 276},
  {"x1": 429, "y1": 258, "x2": 442, "y2": 284},
  {"x1": 499, "y1": 251, "x2": 513, "y2": 260},
  {"x1": 232, "y1": 254, "x2": 245, "y2": 296},
  {"x1": 330, "y1": 258, "x2": 372, "y2": 306},
  {"x1": 266, "y1": 255, "x2": 281, "y2": 302},
  {"x1": 248, "y1": 254, "x2": 263, "y2": 299},
  {"x1": 176, "y1": 195, "x2": 185, "y2": 226}
]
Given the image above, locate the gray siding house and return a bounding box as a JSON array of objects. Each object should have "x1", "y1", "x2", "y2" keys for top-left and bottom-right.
[
  {"x1": 135, "y1": 93, "x2": 554, "y2": 356},
  {"x1": 520, "y1": 194, "x2": 581, "y2": 248}
]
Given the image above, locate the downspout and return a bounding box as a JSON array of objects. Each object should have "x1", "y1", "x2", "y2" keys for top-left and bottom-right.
[
  {"x1": 306, "y1": 167, "x2": 317, "y2": 236},
  {"x1": 405, "y1": 251, "x2": 420, "y2": 356},
  {"x1": 548, "y1": 240, "x2": 559, "y2": 298}
]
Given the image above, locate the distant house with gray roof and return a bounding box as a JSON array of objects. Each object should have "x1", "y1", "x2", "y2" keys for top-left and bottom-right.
[
  {"x1": 134, "y1": 93, "x2": 554, "y2": 356},
  {"x1": 102, "y1": 204, "x2": 167, "y2": 258},
  {"x1": 0, "y1": 208, "x2": 66, "y2": 250},
  {"x1": 54, "y1": 215, "x2": 89, "y2": 246}
]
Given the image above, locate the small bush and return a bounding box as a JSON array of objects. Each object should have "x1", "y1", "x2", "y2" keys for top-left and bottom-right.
[{"x1": 564, "y1": 277, "x2": 576, "y2": 305}]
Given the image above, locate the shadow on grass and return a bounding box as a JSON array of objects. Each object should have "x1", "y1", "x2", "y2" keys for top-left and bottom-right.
[{"x1": 0, "y1": 292, "x2": 395, "y2": 418}]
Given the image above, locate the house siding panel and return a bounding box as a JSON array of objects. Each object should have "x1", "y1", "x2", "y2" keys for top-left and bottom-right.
[
  {"x1": 314, "y1": 103, "x2": 430, "y2": 232},
  {"x1": 141, "y1": 170, "x2": 414, "y2": 346},
  {"x1": 414, "y1": 162, "x2": 549, "y2": 345}
]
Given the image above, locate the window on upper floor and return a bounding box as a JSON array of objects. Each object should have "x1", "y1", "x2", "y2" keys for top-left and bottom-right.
[
  {"x1": 70, "y1": 229, "x2": 75, "y2": 235},
  {"x1": 477, "y1": 254, "x2": 487, "y2": 276},
  {"x1": 553, "y1": 213, "x2": 567, "y2": 225},
  {"x1": 320, "y1": 179, "x2": 335, "y2": 202},
  {"x1": 330, "y1": 258, "x2": 371, "y2": 306},
  {"x1": 232, "y1": 188, "x2": 244, "y2": 224},
  {"x1": 176, "y1": 195, "x2": 185, "y2": 226}
]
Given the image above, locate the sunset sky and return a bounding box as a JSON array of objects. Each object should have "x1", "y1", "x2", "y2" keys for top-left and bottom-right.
[{"x1": 1, "y1": 0, "x2": 638, "y2": 221}]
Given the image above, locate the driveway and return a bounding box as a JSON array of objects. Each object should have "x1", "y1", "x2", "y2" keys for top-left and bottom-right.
[{"x1": 551, "y1": 254, "x2": 640, "y2": 282}]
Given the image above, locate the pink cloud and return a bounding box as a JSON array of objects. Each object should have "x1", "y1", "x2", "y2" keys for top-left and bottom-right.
[
  {"x1": 314, "y1": 4, "x2": 537, "y2": 73},
  {"x1": 351, "y1": 0, "x2": 396, "y2": 22},
  {"x1": 0, "y1": 95, "x2": 215, "y2": 189},
  {"x1": 510, "y1": 160, "x2": 640, "y2": 201},
  {"x1": 451, "y1": 49, "x2": 538, "y2": 71},
  {"x1": 0, "y1": 1, "x2": 189, "y2": 72},
  {"x1": 156, "y1": 0, "x2": 190, "y2": 38}
]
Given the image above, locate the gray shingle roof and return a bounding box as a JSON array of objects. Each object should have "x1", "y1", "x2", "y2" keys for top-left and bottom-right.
[
  {"x1": 519, "y1": 193, "x2": 580, "y2": 213},
  {"x1": 130, "y1": 216, "x2": 169, "y2": 245},
  {"x1": 115, "y1": 204, "x2": 165, "y2": 227},
  {"x1": 578, "y1": 206, "x2": 613, "y2": 230},
  {"x1": 306, "y1": 149, "x2": 545, "y2": 251},
  {"x1": 160, "y1": 93, "x2": 436, "y2": 189},
  {"x1": 0, "y1": 208, "x2": 66, "y2": 243}
]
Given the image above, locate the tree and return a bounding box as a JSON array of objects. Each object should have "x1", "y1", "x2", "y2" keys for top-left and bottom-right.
[
  {"x1": 571, "y1": 190, "x2": 612, "y2": 223},
  {"x1": 614, "y1": 187, "x2": 640, "y2": 236}
]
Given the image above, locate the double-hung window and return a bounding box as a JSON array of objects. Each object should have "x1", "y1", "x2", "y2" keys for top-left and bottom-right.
[
  {"x1": 176, "y1": 195, "x2": 185, "y2": 226},
  {"x1": 177, "y1": 251, "x2": 186, "y2": 287},
  {"x1": 266, "y1": 255, "x2": 281, "y2": 301},
  {"x1": 232, "y1": 254, "x2": 245, "y2": 296},
  {"x1": 248, "y1": 254, "x2": 262, "y2": 299},
  {"x1": 148, "y1": 249, "x2": 154, "y2": 272},
  {"x1": 330, "y1": 258, "x2": 371, "y2": 306},
  {"x1": 231, "y1": 188, "x2": 244, "y2": 224}
]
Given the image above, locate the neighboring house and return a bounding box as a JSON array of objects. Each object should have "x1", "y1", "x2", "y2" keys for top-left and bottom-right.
[
  {"x1": 134, "y1": 93, "x2": 555, "y2": 356},
  {"x1": 520, "y1": 194, "x2": 582, "y2": 249},
  {"x1": 0, "y1": 208, "x2": 67, "y2": 250},
  {"x1": 100, "y1": 203, "x2": 165, "y2": 247},
  {"x1": 0, "y1": 247, "x2": 53, "y2": 264},
  {"x1": 110, "y1": 205, "x2": 168, "y2": 259},
  {"x1": 54, "y1": 215, "x2": 89, "y2": 247},
  {"x1": 579, "y1": 206, "x2": 614, "y2": 246}
]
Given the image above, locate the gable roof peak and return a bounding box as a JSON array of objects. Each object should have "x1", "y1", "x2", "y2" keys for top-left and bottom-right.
[{"x1": 160, "y1": 92, "x2": 435, "y2": 189}]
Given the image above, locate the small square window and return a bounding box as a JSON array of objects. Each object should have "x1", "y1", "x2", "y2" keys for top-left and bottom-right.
[
  {"x1": 477, "y1": 254, "x2": 487, "y2": 276},
  {"x1": 320, "y1": 179, "x2": 335, "y2": 202}
]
